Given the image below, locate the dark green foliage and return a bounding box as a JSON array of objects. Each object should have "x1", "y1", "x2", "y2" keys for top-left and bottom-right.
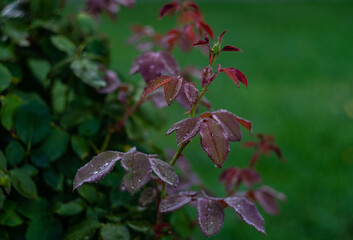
[{"x1": 0, "y1": 1, "x2": 167, "y2": 239}]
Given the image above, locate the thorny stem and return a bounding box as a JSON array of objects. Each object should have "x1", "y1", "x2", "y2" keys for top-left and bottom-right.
[{"x1": 190, "y1": 85, "x2": 209, "y2": 118}]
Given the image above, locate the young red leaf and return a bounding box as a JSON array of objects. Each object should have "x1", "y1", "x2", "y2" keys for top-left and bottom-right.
[
  {"x1": 179, "y1": 24, "x2": 196, "y2": 52},
  {"x1": 73, "y1": 151, "x2": 121, "y2": 191},
  {"x1": 198, "y1": 21, "x2": 214, "y2": 39},
  {"x1": 149, "y1": 158, "x2": 179, "y2": 187},
  {"x1": 121, "y1": 152, "x2": 151, "y2": 195},
  {"x1": 241, "y1": 169, "x2": 262, "y2": 187},
  {"x1": 233, "y1": 115, "x2": 253, "y2": 135},
  {"x1": 175, "y1": 117, "x2": 204, "y2": 146},
  {"x1": 219, "y1": 168, "x2": 240, "y2": 191},
  {"x1": 254, "y1": 186, "x2": 286, "y2": 215},
  {"x1": 144, "y1": 75, "x2": 172, "y2": 96},
  {"x1": 212, "y1": 109, "x2": 242, "y2": 142},
  {"x1": 159, "y1": 1, "x2": 178, "y2": 19},
  {"x1": 224, "y1": 197, "x2": 265, "y2": 234},
  {"x1": 201, "y1": 67, "x2": 212, "y2": 86},
  {"x1": 220, "y1": 68, "x2": 248, "y2": 88},
  {"x1": 164, "y1": 76, "x2": 183, "y2": 105},
  {"x1": 159, "y1": 194, "x2": 192, "y2": 213},
  {"x1": 221, "y1": 45, "x2": 242, "y2": 52},
  {"x1": 183, "y1": 82, "x2": 198, "y2": 106},
  {"x1": 199, "y1": 119, "x2": 230, "y2": 168},
  {"x1": 160, "y1": 52, "x2": 180, "y2": 76},
  {"x1": 197, "y1": 199, "x2": 224, "y2": 237}
]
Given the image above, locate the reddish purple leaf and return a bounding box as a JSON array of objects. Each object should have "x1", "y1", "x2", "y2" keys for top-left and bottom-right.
[
  {"x1": 197, "y1": 199, "x2": 224, "y2": 237},
  {"x1": 176, "y1": 87, "x2": 194, "y2": 109},
  {"x1": 198, "y1": 21, "x2": 214, "y2": 39},
  {"x1": 219, "y1": 168, "x2": 240, "y2": 191},
  {"x1": 193, "y1": 39, "x2": 209, "y2": 46},
  {"x1": 212, "y1": 109, "x2": 242, "y2": 142},
  {"x1": 224, "y1": 197, "x2": 265, "y2": 234},
  {"x1": 201, "y1": 67, "x2": 212, "y2": 87},
  {"x1": 221, "y1": 45, "x2": 242, "y2": 52},
  {"x1": 254, "y1": 186, "x2": 286, "y2": 215},
  {"x1": 149, "y1": 88, "x2": 168, "y2": 108},
  {"x1": 176, "y1": 117, "x2": 204, "y2": 146},
  {"x1": 233, "y1": 115, "x2": 253, "y2": 135},
  {"x1": 199, "y1": 119, "x2": 230, "y2": 168},
  {"x1": 159, "y1": 194, "x2": 192, "y2": 213},
  {"x1": 220, "y1": 68, "x2": 248, "y2": 88},
  {"x1": 130, "y1": 52, "x2": 179, "y2": 83},
  {"x1": 149, "y1": 158, "x2": 179, "y2": 186},
  {"x1": 183, "y1": 82, "x2": 198, "y2": 106},
  {"x1": 98, "y1": 69, "x2": 121, "y2": 94},
  {"x1": 159, "y1": 1, "x2": 178, "y2": 19},
  {"x1": 241, "y1": 169, "x2": 262, "y2": 187},
  {"x1": 164, "y1": 76, "x2": 183, "y2": 105},
  {"x1": 121, "y1": 151, "x2": 151, "y2": 195},
  {"x1": 115, "y1": 0, "x2": 135, "y2": 7},
  {"x1": 144, "y1": 75, "x2": 172, "y2": 96},
  {"x1": 139, "y1": 187, "x2": 157, "y2": 207},
  {"x1": 73, "y1": 151, "x2": 121, "y2": 191}
]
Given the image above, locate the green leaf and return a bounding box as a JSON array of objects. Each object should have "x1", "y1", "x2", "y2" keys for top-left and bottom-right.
[
  {"x1": 64, "y1": 218, "x2": 100, "y2": 240},
  {"x1": 56, "y1": 201, "x2": 84, "y2": 216},
  {"x1": 70, "y1": 58, "x2": 106, "y2": 89},
  {"x1": 43, "y1": 167, "x2": 63, "y2": 191},
  {"x1": 0, "y1": 151, "x2": 7, "y2": 170},
  {"x1": 0, "y1": 228, "x2": 9, "y2": 240},
  {"x1": 71, "y1": 136, "x2": 90, "y2": 159},
  {"x1": 0, "y1": 204, "x2": 23, "y2": 227},
  {"x1": 0, "y1": 44, "x2": 14, "y2": 61},
  {"x1": 0, "y1": 189, "x2": 5, "y2": 210},
  {"x1": 39, "y1": 127, "x2": 70, "y2": 162},
  {"x1": 17, "y1": 197, "x2": 49, "y2": 219},
  {"x1": 30, "y1": 0, "x2": 58, "y2": 20},
  {"x1": 78, "y1": 117, "x2": 101, "y2": 137},
  {"x1": 3, "y1": 22, "x2": 29, "y2": 47},
  {"x1": 77, "y1": 184, "x2": 98, "y2": 204},
  {"x1": 51, "y1": 35, "x2": 76, "y2": 55},
  {"x1": 0, "y1": 170, "x2": 11, "y2": 191},
  {"x1": 22, "y1": 164, "x2": 38, "y2": 177},
  {"x1": 28, "y1": 59, "x2": 51, "y2": 85},
  {"x1": 26, "y1": 217, "x2": 62, "y2": 240},
  {"x1": 100, "y1": 224, "x2": 130, "y2": 240},
  {"x1": 5, "y1": 141, "x2": 25, "y2": 167},
  {"x1": 171, "y1": 209, "x2": 192, "y2": 238},
  {"x1": 0, "y1": 64, "x2": 12, "y2": 93},
  {"x1": 1, "y1": 94, "x2": 23, "y2": 130},
  {"x1": 77, "y1": 13, "x2": 97, "y2": 35},
  {"x1": 51, "y1": 80, "x2": 68, "y2": 114},
  {"x1": 10, "y1": 168, "x2": 38, "y2": 199},
  {"x1": 15, "y1": 99, "x2": 51, "y2": 147},
  {"x1": 30, "y1": 149, "x2": 51, "y2": 168},
  {"x1": 126, "y1": 220, "x2": 153, "y2": 233}
]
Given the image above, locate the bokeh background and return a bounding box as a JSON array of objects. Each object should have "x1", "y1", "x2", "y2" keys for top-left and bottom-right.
[{"x1": 71, "y1": 1, "x2": 353, "y2": 239}]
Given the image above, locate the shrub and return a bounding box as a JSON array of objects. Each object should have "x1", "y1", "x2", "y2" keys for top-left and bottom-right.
[{"x1": 0, "y1": 0, "x2": 285, "y2": 239}]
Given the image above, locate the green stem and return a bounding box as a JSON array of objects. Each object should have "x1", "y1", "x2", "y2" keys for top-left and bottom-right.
[
  {"x1": 100, "y1": 129, "x2": 112, "y2": 153},
  {"x1": 190, "y1": 85, "x2": 209, "y2": 118}
]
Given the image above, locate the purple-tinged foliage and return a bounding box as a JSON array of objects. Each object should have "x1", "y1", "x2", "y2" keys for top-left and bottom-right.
[
  {"x1": 139, "y1": 187, "x2": 157, "y2": 207},
  {"x1": 166, "y1": 117, "x2": 203, "y2": 146},
  {"x1": 98, "y1": 69, "x2": 121, "y2": 94},
  {"x1": 130, "y1": 51, "x2": 179, "y2": 83},
  {"x1": 159, "y1": 194, "x2": 192, "y2": 213},
  {"x1": 220, "y1": 168, "x2": 262, "y2": 192},
  {"x1": 224, "y1": 197, "x2": 266, "y2": 234},
  {"x1": 183, "y1": 82, "x2": 198, "y2": 106},
  {"x1": 199, "y1": 119, "x2": 229, "y2": 168},
  {"x1": 164, "y1": 76, "x2": 183, "y2": 105},
  {"x1": 150, "y1": 158, "x2": 178, "y2": 187},
  {"x1": 201, "y1": 66, "x2": 213, "y2": 87},
  {"x1": 86, "y1": 0, "x2": 135, "y2": 19},
  {"x1": 73, "y1": 151, "x2": 122, "y2": 191},
  {"x1": 159, "y1": 1, "x2": 179, "y2": 19},
  {"x1": 121, "y1": 151, "x2": 152, "y2": 195},
  {"x1": 212, "y1": 109, "x2": 241, "y2": 142},
  {"x1": 220, "y1": 67, "x2": 248, "y2": 88},
  {"x1": 197, "y1": 198, "x2": 225, "y2": 237},
  {"x1": 253, "y1": 186, "x2": 286, "y2": 215}
]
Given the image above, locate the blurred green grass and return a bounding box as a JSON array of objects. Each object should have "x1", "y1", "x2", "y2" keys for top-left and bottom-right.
[{"x1": 74, "y1": 1, "x2": 353, "y2": 239}]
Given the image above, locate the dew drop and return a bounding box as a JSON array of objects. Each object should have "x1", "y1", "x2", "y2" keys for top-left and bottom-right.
[
  {"x1": 93, "y1": 171, "x2": 98, "y2": 174},
  {"x1": 104, "y1": 162, "x2": 109, "y2": 166}
]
